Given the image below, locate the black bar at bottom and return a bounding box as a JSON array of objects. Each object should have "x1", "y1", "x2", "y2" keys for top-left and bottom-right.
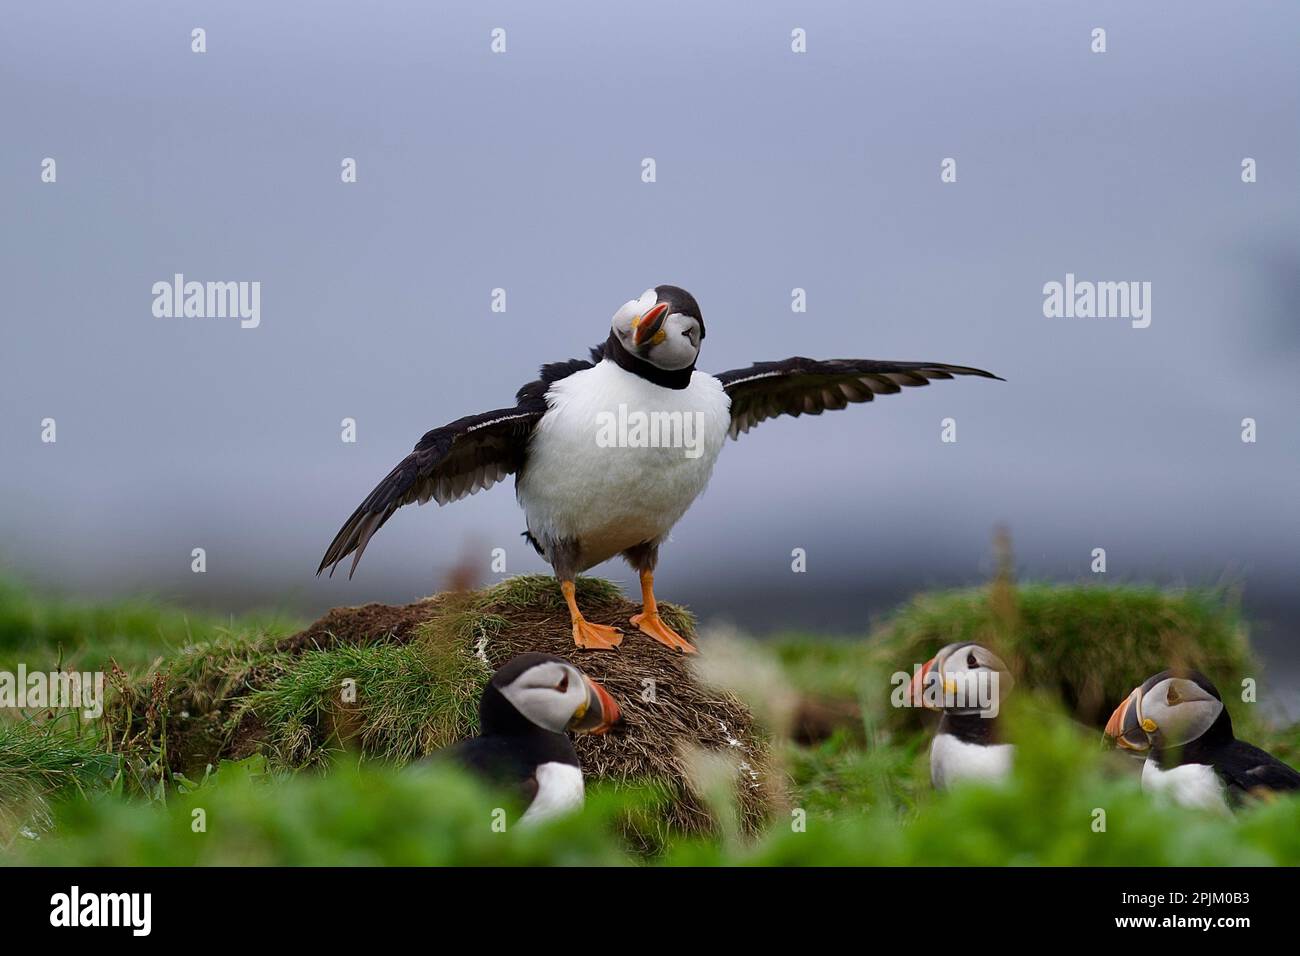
[{"x1": 0, "y1": 866, "x2": 1283, "y2": 940}]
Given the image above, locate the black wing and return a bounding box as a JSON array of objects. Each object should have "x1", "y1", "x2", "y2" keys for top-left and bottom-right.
[
  {"x1": 714, "y1": 357, "x2": 1003, "y2": 439},
  {"x1": 1217, "y1": 740, "x2": 1300, "y2": 796},
  {"x1": 318, "y1": 357, "x2": 596, "y2": 578},
  {"x1": 317, "y1": 404, "x2": 542, "y2": 578}
]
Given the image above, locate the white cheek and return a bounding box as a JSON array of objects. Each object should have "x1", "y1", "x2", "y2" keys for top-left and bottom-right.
[
  {"x1": 612, "y1": 304, "x2": 637, "y2": 336},
  {"x1": 646, "y1": 316, "x2": 700, "y2": 368},
  {"x1": 503, "y1": 686, "x2": 577, "y2": 732},
  {"x1": 1164, "y1": 701, "x2": 1222, "y2": 746},
  {"x1": 657, "y1": 341, "x2": 694, "y2": 366}
]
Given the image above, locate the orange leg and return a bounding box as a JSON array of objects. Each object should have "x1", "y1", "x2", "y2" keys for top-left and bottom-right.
[
  {"x1": 562, "y1": 580, "x2": 622, "y2": 651},
  {"x1": 630, "y1": 569, "x2": 696, "y2": 654}
]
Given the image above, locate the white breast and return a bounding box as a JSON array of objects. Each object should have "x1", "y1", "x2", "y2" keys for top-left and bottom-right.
[
  {"x1": 516, "y1": 360, "x2": 731, "y2": 570},
  {"x1": 1142, "y1": 759, "x2": 1230, "y2": 814},
  {"x1": 519, "y1": 762, "x2": 585, "y2": 826},
  {"x1": 930, "y1": 734, "x2": 1014, "y2": 790}
]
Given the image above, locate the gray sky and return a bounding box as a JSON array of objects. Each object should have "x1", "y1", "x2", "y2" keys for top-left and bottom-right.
[{"x1": 2, "y1": 3, "x2": 1297, "y2": 685}]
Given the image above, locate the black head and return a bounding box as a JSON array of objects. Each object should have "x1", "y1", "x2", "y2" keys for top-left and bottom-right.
[
  {"x1": 607, "y1": 285, "x2": 705, "y2": 385},
  {"x1": 653, "y1": 285, "x2": 704, "y2": 339},
  {"x1": 908, "y1": 642, "x2": 1013, "y2": 717},
  {"x1": 1105, "y1": 668, "x2": 1230, "y2": 755}
]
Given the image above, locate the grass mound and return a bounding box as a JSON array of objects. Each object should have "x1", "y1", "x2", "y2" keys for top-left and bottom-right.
[
  {"x1": 107, "y1": 576, "x2": 775, "y2": 837},
  {"x1": 871, "y1": 581, "x2": 1252, "y2": 728},
  {"x1": 778, "y1": 570, "x2": 1254, "y2": 742}
]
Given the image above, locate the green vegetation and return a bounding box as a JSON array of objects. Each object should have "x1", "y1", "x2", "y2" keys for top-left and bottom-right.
[
  {"x1": 772, "y1": 577, "x2": 1271, "y2": 746},
  {"x1": 0, "y1": 573, "x2": 1296, "y2": 865},
  {"x1": 0, "y1": 577, "x2": 299, "y2": 674},
  {"x1": 59, "y1": 575, "x2": 770, "y2": 840},
  {"x1": 8, "y1": 701, "x2": 1299, "y2": 866},
  {"x1": 244, "y1": 638, "x2": 488, "y2": 767},
  {"x1": 871, "y1": 581, "x2": 1252, "y2": 725},
  {"x1": 0, "y1": 717, "x2": 117, "y2": 837}
]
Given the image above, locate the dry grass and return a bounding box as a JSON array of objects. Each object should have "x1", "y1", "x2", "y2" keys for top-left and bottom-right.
[{"x1": 105, "y1": 575, "x2": 778, "y2": 838}]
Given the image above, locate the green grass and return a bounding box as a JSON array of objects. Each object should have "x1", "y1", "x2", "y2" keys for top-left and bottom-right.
[
  {"x1": 8, "y1": 701, "x2": 1299, "y2": 866},
  {"x1": 0, "y1": 716, "x2": 118, "y2": 841},
  {"x1": 0, "y1": 578, "x2": 300, "y2": 674},
  {"x1": 95, "y1": 572, "x2": 721, "y2": 817},
  {"x1": 775, "y1": 581, "x2": 1261, "y2": 734},
  {"x1": 784, "y1": 729, "x2": 926, "y2": 819},
  {"x1": 476, "y1": 574, "x2": 623, "y2": 612},
  {"x1": 468, "y1": 573, "x2": 695, "y2": 636},
  {"x1": 874, "y1": 582, "x2": 1252, "y2": 719},
  {"x1": 242, "y1": 632, "x2": 490, "y2": 767},
  {"x1": 0, "y1": 574, "x2": 1296, "y2": 865}
]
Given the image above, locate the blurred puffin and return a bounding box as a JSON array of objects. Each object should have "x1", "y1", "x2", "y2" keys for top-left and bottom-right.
[
  {"x1": 1105, "y1": 669, "x2": 1299, "y2": 812},
  {"x1": 319, "y1": 285, "x2": 1000, "y2": 653},
  {"x1": 910, "y1": 642, "x2": 1014, "y2": 789},
  {"x1": 441, "y1": 653, "x2": 620, "y2": 825}
]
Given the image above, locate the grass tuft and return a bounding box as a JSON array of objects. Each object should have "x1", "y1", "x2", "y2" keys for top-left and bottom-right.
[
  {"x1": 242, "y1": 634, "x2": 489, "y2": 767},
  {"x1": 0, "y1": 716, "x2": 117, "y2": 842}
]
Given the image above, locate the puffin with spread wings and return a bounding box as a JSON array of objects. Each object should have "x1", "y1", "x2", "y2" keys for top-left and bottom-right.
[{"x1": 319, "y1": 285, "x2": 1001, "y2": 653}]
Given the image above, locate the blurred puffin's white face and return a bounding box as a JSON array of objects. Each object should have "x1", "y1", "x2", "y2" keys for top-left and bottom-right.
[
  {"x1": 942, "y1": 643, "x2": 1012, "y2": 707},
  {"x1": 1138, "y1": 676, "x2": 1223, "y2": 748},
  {"x1": 611, "y1": 288, "x2": 702, "y2": 371},
  {"x1": 914, "y1": 642, "x2": 1013, "y2": 716},
  {"x1": 498, "y1": 660, "x2": 590, "y2": 733}
]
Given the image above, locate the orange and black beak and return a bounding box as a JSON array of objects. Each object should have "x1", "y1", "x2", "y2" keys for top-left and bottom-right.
[
  {"x1": 568, "y1": 675, "x2": 621, "y2": 735},
  {"x1": 909, "y1": 656, "x2": 939, "y2": 709},
  {"x1": 632, "y1": 302, "x2": 670, "y2": 349},
  {"x1": 1104, "y1": 688, "x2": 1150, "y2": 752}
]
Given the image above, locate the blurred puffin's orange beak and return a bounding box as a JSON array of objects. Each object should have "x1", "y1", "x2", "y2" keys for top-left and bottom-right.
[
  {"x1": 1104, "y1": 689, "x2": 1150, "y2": 752},
  {"x1": 910, "y1": 656, "x2": 937, "y2": 709}
]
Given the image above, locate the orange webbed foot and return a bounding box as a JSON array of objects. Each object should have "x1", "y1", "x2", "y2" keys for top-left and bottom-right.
[
  {"x1": 631, "y1": 611, "x2": 697, "y2": 654},
  {"x1": 572, "y1": 618, "x2": 623, "y2": 651}
]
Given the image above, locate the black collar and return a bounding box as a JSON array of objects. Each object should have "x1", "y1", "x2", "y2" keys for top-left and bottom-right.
[
  {"x1": 938, "y1": 711, "x2": 1001, "y2": 745},
  {"x1": 602, "y1": 331, "x2": 695, "y2": 390}
]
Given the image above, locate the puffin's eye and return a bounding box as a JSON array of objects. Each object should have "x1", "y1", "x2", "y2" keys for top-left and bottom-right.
[
  {"x1": 555, "y1": 672, "x2": 569, "y2": 694},
  {"x1": 966, "y1": 652, "x2": 979, "y2": 669},
  {"x1": 1167, "y1": 684, "x2": 1180, "y2": 706}
]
